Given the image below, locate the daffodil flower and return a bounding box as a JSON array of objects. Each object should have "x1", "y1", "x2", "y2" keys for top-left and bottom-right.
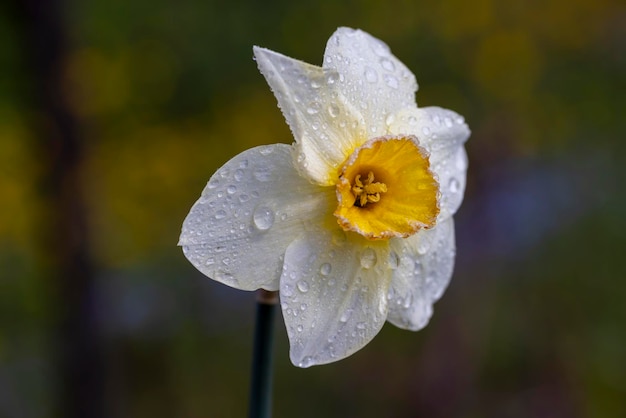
[{"x1": 179, "y1": 27, "x2": 470, "y2": 367}]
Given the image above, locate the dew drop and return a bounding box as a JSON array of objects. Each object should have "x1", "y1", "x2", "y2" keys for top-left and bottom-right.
[
  {"x1": 417, "y1": 241, "x2": 429, "y2": 255},
  {"x1": 384, "y1": 74, "x2": 399, "y2": 89},
  {"x1": 306, "y1": 102, "x2": 320, "y2": 115},
  {"x1": 298, "y1": 356, "x2": 314, "y2": 368},
  {"x1": 340, "y1": 309, "x2": 352, "y2": 323},
  {"x1": 422, "y1": 126, "x2": 431, "y2": 136},
  {"x1": 300, "y1": 303, "x2": 307, "y2": 311},
  {"x1": 444, "y1": 117, "x2": 453, "y2": 127},
  {"x1": 282, "y1": 283, "x2": 294, "y2": 297},
  {"x1": 356, "y1": 322, "x2": 366, "y2": 330},
  {"x1": 380, "y1": 58, "x2": 395, "y2": 72},
  {"x1": 388, "y1": 251, "x2": 399, "y2": 270},
  {"x1": 297, "y1": 325, "x2": 303, "y2": 332},
  {"x1": 408, "y1": 116, "x2": 417, "y2": 125},
  {"x1": 226, "y1": 185, "x2": 237, "y2": 194},
  {"x1": 239, "y1": 194, "x2": 250, "y2": 203},
  {"x1": 364, "y1": 66, "x2": 378, "y2": 83},
  {"x1": 326, "y1": 72, "x2": 339, "y2": 84},
  {"x1": 403, "y1": 294, "x2": 413, "y2": 308},
  {"x1": 253, "y1": 206, "x2": 274, "y2": 231},
  {"x1": 259, "y1": 147, "x2": 273, "y2": 156},
  {"x1": 320, "y1": 263, "x2": 332, "y2": 276},
  {"x1": 449, "y1": 177, "x2": 460, "y2": 193},
  {"x1": 253, "y1": 167, "x2": 271, "y2": 182},
  {"x1": 208, "y1": 178, "x2": 219, "y2": 189},
  {"x1": 328, "y1": 104, "x2": 340, "y2": 118},
  {"x1": 327, "y1": 278, "x2": 336, "y2": 287},
  {"x1": 297, "y1": 280, "x2": 310, "y2": 293},
  {"x1": 371, "y1": 39, "x2": 390, "y2": 56},
  {"x1": 215, "y1": 210, "x2": 227, "y2": 220},
  {"x1": 360, "y1": 248, "x2": 377, "y2": 269},
  {"x1": 234, "y1": 169, "x2": 244, "y2": 182},
  {"x1": 239, "y1": 159, "x2": 249, "y2": 169},
  {"x1": 385, "y1": 114, "x2": 395, "y2": 126}
]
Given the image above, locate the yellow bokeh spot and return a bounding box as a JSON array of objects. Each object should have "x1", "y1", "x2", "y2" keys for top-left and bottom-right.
[{"x1": 334, "y1": 136, "x2": 439, "y2": 240}]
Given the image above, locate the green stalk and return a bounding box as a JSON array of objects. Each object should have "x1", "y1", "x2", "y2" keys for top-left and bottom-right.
[{"x1": 248, "y1": 290, "x2": 278, "y2": 418}]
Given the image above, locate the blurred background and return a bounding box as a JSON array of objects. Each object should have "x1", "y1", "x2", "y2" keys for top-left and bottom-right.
[{"x1": 1, "y1": 0, "x2": 625, "y2": 417}]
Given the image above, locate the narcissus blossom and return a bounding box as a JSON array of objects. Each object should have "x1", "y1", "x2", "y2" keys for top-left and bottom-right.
[{"x1": 179, "y1": 27, "x2": 470, "y2": 367}]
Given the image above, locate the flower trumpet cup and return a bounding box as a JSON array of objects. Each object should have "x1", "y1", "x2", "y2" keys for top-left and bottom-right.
[{"x1": 179, "y1": 27, "x2": 470, "y2": 367}]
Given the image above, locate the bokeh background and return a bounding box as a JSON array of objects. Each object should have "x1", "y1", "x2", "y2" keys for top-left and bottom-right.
[{"x1": 1, "y1": 0, "x2": 625, "y2": 417}]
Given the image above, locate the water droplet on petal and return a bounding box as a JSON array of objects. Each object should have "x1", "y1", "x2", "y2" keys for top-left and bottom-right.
[
  {"x1": 384, "y1": 74, "x2": 399, "y2": 89},
  {"x1": 328, "y1": 104, "x2": 340, "y2": 118},
  {"x1": 364, "y1": 66, "x2": 378, "y2": 83},
  {"x1": 360, "y1": 248, "x2": 377, "y2": 269},
  {"x1": 208, "y1": 178, "x2": 219, "y2": 189},
  {"x1": 297, "y1": 280, "x2": 310, "y2": 293},
  {"x1": 226, "y1": 185, "x2": 237, "y2": 194},
  {"x1": 282, "y1": 283, "x2": 294, "y2": 297},
  {"x1": 306, "y1": 102, "x2": 320, "y2": 115},
  {"x1": 340, "y1": 309, "x2": 352, "y2": 323},
  {"x1": 449, "y1": 177, "x2": 460, "y2": 193},
  {"x1": 356, "y1": 322, "x2": 366, "y2": 330},
  {"x1": 297, "y1": 325, "x2": 303, "y2": 332},
  {"x1": 403, "y1": 293, "x2": 413, "y2": 308},
  {"x1": 215, "y1": 210, "x2": 227, "y2": 220},
  {"x1": 298, "y1": 356, "x2": 314, "y2": 368},
  {"x1": 253, "y1": 206, "x2": 274, "y2": 231},
  {"x1": 234, "y1": 169, "x2": 244, "y2": 181},
  {"x1": 320, "y1": 263, "x2": 332, "y2": 276},
  {"x1": 380, "y1": 58, "x2": 395, "y2": 72},
  {"x1": 259, "y1": 147, "x2": 273, "y2": 156},
  {"x1": 385, "y1": 114, "x2": 395, "y2": 126},
  {"x1": 388, "y1": 251, "x2": 399, "y2": 269},
  {"x1": 422, "y1": 126, "x2": 431, "y2": 136},
  {"x1": 417, "y1": 241, "x2": 429, "y2": 255},
  {"x1": 253, "y1": 167, "x2": 271, "y2": 182},
  {"x1": 371, "y1": 39, "x2": 390, "y2": 56}
]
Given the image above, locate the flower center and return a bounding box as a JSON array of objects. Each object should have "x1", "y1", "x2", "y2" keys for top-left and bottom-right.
[
  {"x1": 352, "y1": 171, "x2": 387, "y2": 207},
  {"x1": 334, "y1": 135, "x2": 439, "y2": 240}
]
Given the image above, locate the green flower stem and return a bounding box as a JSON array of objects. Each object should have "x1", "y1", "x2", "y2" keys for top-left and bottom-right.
[{"x1": 249, "y1": 289, "x2": 279, "y2": 418}]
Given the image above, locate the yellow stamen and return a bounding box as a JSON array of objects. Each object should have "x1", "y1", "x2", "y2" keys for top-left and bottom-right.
[{"x1": 352, "y1": 172, "x2": 388, "y2": 207}]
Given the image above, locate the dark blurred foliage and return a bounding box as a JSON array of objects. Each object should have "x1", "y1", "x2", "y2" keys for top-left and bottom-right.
[{"x1": 0, "y1": 0, "x2": 625, "y2": 417}]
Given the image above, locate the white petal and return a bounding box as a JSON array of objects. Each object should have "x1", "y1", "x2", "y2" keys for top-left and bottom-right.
[
  {"x1": 386, "y1": 218, "x2": 456, "y2": 331},
  {"x1": 280, "y1": 229, "x2": 391, "y2": 367},
  {"x1": 323, "y1": 27, "x2": 418, "y2": 137},
  {"x1": 389, "y1": 106, "x2": 470, "y2": 219},
  {"x1": 179, "y1": 144, "x2": 334, "y2": 291},
  {"x1": 253, "y1": 46, "x2": 365, "y2": 185}
]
